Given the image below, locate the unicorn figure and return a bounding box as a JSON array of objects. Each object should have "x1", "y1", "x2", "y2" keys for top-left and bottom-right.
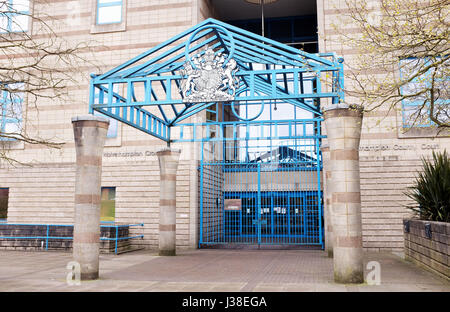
[{"x1": 222, "y1": 58, "x2": 239, "y2": 94}]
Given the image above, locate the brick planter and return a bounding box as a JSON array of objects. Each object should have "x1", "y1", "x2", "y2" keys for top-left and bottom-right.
[{"x1": 403, "y1": 219, "x2": 449, "y2": 279}]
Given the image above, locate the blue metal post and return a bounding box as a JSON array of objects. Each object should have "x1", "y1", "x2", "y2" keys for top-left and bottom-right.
[
  {"x1": 257, "y1": 163, "x2": 261, "y2": 246},
  {"x1": 199, "y1": 142, "x2": 204, "y2": 248},
  {"x1": 115, "y1": 226, "x2": 119, "y2": 254},
  {"x1": 46, "y1": 224, "x2": 49, "y2": 250}
]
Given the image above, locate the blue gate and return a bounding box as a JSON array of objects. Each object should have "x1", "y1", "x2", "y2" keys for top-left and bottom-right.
[{"x1": 198, "y1": 117, "x2": 323, "y2": 247}]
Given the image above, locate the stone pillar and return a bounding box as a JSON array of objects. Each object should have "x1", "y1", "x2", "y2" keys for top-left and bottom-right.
[
  {"x1": 156, "y1": 148, "x2": 181, "y2": 256},
  {"x1": 72, "y1": 115, "x2": 109, "y2": 280},
  {"x1": 321, "y1": 142, "x2": 333, "y2": 258},
  {"x1": 323, "y1": 104, "x2": 364, "y2": 284}
]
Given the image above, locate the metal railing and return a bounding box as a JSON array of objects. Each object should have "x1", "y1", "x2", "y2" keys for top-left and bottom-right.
[
  {"x1": 100, "y1": 223, "x2": 145, "y2": 254},
  {"x1": 0, "y1": 222, "x2": 144, "y2": 254}
]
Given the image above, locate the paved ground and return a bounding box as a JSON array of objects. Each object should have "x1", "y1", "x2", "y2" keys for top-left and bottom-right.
[{"x1": 0, "y1": 249, "x2": 448, "y2": 292}]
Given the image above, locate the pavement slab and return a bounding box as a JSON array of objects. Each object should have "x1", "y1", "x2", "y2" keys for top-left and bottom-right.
[{"x1": 0, "y1": 249, "x2": 448, "y2": 292}]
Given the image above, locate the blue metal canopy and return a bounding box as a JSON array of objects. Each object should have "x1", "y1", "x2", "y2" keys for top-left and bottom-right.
[{"x1": 89, "y1": 18, "x2": 344, "y2": 143}]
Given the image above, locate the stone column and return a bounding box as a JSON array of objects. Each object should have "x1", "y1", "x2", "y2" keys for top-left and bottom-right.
[
  {"x1": 156, "y1": 148, "x2": 181, "y2": 256},
  {"x1": 72, "y1": 115, "x2": 109, "y2": 280},
  {"x1": 323, "y1": 104, "x2": 364, "y2": 284},
  {"x1": 321, "y1": 142, "x2": 333, "y2": 258}
]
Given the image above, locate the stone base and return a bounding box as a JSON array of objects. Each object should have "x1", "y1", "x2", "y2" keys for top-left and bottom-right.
[
  {"x1": 327, "y1": 249, "x2": 333, "y2": 258},
  {"x1": 159, "y1": 249, "x2": 176, "y2": 256},
  {"x1": 334, "y1": 270, "x2": 364, "y2": 284},
  {"x1": 81, "y1": 272, "x2": 99, "y2": 281}
]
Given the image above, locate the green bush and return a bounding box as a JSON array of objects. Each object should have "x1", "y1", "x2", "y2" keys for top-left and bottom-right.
[{"x1": 405, "y1": 150, "x2": 450, "y2": 222}]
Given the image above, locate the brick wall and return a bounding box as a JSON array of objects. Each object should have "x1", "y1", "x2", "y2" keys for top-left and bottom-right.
[
  {"x1": 318, "y1": 0, "x2": 450, "y2": 252},
  {"x1": 1, "y1": 157, "x2": 197, "y2": 250},
  {"x1": 359, "y1": 156, "x2": 422, "y2": 251},
  {"x1": 404, "y1": 219, "x2": 449, "y2": 279}
]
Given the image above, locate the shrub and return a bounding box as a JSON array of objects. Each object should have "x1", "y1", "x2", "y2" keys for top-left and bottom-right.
[{"x1": 405, "y1": 150, "x2": 450, "y2": 222}]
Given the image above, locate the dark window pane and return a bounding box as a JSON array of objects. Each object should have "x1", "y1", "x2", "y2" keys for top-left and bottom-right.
[
  {"x1": 0, "y1": 188, "x2": 9, "y2": 219},
  {"x1": 269, "y1": 20, "x2": 292, "y2": 41},
  {"x1": 293, "y1": 16, "x2": 317, "y2": 38},
  {"x1": 228, "y1": 15, "x2": 318, "y2": 53}
]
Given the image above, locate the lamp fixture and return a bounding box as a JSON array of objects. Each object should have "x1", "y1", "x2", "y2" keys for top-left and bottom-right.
[
  {"x1": 243, "y1": 0, "x2": 281, "y2": 111},
  {"x1": 244, "y1": 0, "x2": 279, "y2": 3}
]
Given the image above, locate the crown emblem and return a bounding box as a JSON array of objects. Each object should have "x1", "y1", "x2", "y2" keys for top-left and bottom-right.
[{"x1": 179, "y1": 46, "x2": 239, "y2": 103}]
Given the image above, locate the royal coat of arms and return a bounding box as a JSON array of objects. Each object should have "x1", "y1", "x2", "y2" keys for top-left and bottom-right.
[{"x1": 179, "y1": 47, "x2": 239, "y2": 103}]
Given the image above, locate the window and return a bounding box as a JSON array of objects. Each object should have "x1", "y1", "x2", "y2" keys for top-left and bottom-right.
[
  {"x1": 0, "y1": 0, "x2": 30, "y2": 33},
  {"x1": 0, "y1": 84, "x2": 23, "y2": 140},
  {"x1": 94, "y1": 110, "x2": 118, "y2": 138},
  {"x1": 96, "y1": 0, "x2": 122, "y2": 25},
  {"x1": 228, "y1": 15, "x2": 318, "y2": 53},
  {"x1": 206, "y1": 104, "x2": 218, "y2": 139},
  {"x1": 100, "y1": 187, "x2": 115, "y2": 222},
  {"x1": 105, "y1": 115, "x2": 118, "y2": 138},
  {"x1": 0, "y1": 188, "x2": 8, "y2": 221},
  {"x1": 93, "y1": 84, "x2": 119, "y2": 138},
  {"x1": 91, "y1": 0, "x2": 126, "y2": 34},
  {"x1": 400, "y1": 57, "x2": 449, "y2": 128}
]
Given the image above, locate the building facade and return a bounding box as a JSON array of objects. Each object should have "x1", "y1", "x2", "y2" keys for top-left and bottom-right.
[{"x1": 0, "y1": 0, "x2": 448, "y2": 252}]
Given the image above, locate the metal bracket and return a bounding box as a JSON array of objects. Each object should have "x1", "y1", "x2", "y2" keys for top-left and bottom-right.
[
  {"x1": 403, "y1": 220, "x2": 410, "y2": 233},
  {"x1": 424, "y1": 223, "x2": 432, "y2": 239}
]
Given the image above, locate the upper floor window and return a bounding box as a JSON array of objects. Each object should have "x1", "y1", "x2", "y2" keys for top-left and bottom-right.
[
  {"x1": 400, "y1": 57, "x2": 449, "y2": 128},
  {"x1": 96, "y1": 0, "x2": 122, "y2": 25},
  {"x1": 0, "y1": 0, "x2": 30, "y2": 33},
  {"x1": 0, "y1": 84, "x2": 23, "y2": 140}
]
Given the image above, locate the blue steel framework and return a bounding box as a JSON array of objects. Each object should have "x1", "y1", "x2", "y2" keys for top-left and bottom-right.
[{"x1": 89, "y1": 19, "x2": 345, "y2": 248}]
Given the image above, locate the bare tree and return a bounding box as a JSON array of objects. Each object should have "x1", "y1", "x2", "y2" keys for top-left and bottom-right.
[
  {"x1": 0, "y1": 0, "x2": 95, "y2": 164},
  {"x1": 332, "y1": 0, "x2": 449, "y2": 129}
]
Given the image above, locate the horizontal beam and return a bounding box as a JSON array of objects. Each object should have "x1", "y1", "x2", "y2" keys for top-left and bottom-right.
[
  {"x1": 91, "y1": 66, "x2": 339, "y2": 110},
  {"x1": 173, "y1": 134, "x2": 325, "y2": 143},
  {"x1": 92, "y1": 92, "x2": 338, "y2": 108},
  {"x1": 172, "y1": 118, "x2": 324, "y2": 142}
]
